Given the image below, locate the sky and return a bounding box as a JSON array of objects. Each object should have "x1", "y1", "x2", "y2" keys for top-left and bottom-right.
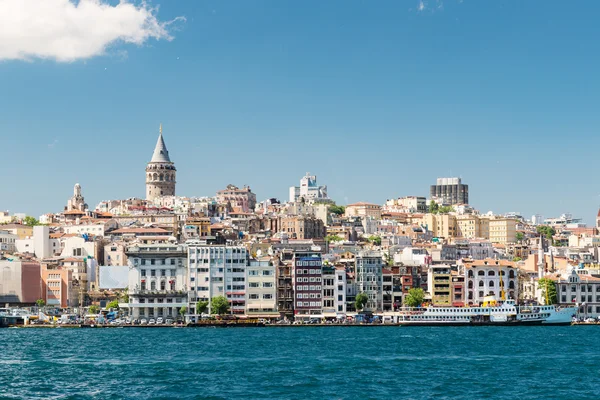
[{"x1": 1, "y1": 0, "x2": 600, "y2": 223}]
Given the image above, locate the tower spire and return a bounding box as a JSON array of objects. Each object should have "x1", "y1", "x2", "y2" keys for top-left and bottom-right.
[{"x1": 150, "y1": 124, "x2": 171, "y2": 163}]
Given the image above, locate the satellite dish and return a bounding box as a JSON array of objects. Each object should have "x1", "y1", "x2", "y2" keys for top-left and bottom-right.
[{"x1": 256, "y1": 249, "x2": 262, "y2": 257}]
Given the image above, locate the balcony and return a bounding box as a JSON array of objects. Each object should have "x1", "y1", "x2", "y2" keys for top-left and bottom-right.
[{"x1": 131, "y1": 289, "x2": 186, "y2": 297}]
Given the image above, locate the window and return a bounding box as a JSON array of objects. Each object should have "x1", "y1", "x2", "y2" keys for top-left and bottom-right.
[
  {"x1": 249, "y1": 294, "x2": 259, "y2": 300},
  {"x1": 249, "y1": 282, "x2": 259, "y2": 288},
  {"x1": 263, "y1": 294, "x2": 273, "y2": 299},
  {"x1": 262, "y1": 270, "x2": 272, "y2": 276},
  {"x1": 151, "y1": 270, "x2": 156, "y2": 277},
  {"x1": 160, "y1": 281, "x2": 165, "y2": 290},
  {"x1": 249, "y1": 270, "x2": 258, "y2": 276},
  {"x1": 263, "y1": 282, "x2": 273, "y2": 288},
  {"x1": 141, "y1": 270, "x2": 146, "y2": 277},
  {"x1": 161, "y1": 269, "x2": 166, "y2": 277},
  {"x1": 170, "y1": 269, "x2": 175, "y2": 276},
  {"x1": 170, "y1": 259, "x2": 175, "y2": 265},
  {"x1": 151, "y1": 281, "x2": 156, "y2": 290}
]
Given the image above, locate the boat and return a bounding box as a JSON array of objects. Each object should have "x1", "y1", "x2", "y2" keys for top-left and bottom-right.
[{"x1": 396, "y1": 296, "x2": 577, "y2": 326}]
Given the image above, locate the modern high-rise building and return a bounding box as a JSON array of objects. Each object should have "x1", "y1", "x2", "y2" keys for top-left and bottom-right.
[
  {"x1": 146, "y1": 124, "x2": 176, "y2": 202},
  {"x1": 430, "y1": 177, "x2": 469, "y2": 206},
  {"x1": 289, "y1": 173, "x2": 329, "y2": 203}
]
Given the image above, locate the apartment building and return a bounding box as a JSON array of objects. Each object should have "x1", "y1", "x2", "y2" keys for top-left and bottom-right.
[
  {"x1": 355, "y1": 251, "x2": 383, "y2": 312},
  {"x1": 246, "y1": 258, "x2": 277, "y2": 319},
  {"x1": 292, "y1": 251, "x2": 323, "y2": 321}
]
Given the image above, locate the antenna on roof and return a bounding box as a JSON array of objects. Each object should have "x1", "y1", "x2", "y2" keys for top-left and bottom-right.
[{"x1": 159, "y1": 123, "x2": 162, "y2": 135}]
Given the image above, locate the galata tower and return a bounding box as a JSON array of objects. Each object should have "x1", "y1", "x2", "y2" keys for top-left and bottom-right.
[{"x1": 146, "y1": 124, "x2": 176, "y2": 202}]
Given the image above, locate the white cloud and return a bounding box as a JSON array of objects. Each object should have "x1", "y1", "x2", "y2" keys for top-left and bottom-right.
[
  {"x1": 418, "y1": 0, "x2": 426, "y2": 11},
  {"x1": 0, "y1": 0, "x2": 184, "y2": 62}
]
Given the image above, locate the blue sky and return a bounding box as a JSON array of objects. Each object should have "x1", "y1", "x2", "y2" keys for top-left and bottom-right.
[{"x1": 1, "y1": 0, "x2": 600, "y2": 223}]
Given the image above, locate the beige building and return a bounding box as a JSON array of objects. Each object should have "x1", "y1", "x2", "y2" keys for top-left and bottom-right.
[
  {"x1": 422, "y1": 213, "x2": 457, "y2": 239},
  {"x1": 345, "y1": 202, "x2": 382, "y2": 219},
  {"x1": 278, "y1": 215, "x2": 325, "y2": 240},
  {"x1": 487, "y1": 217, "x2": 517, "y2": 244},
  {"x1": 245, "y1": 258, "x2": 278, "y2": 318},
  {"x1": 104, "y1": 242, "x2": 128, "y2": 266}
]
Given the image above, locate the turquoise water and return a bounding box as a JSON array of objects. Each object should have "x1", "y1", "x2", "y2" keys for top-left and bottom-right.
[{"x1": 1, "y1": 326, "x2": 598, "y2": 399}]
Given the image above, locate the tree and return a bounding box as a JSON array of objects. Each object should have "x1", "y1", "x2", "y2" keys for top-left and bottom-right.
[
  {"x1": 429, "y1": 201, "x2": 439, "y2": 214},
  {"x1": 23, "y1": 216, "x2": 41, "y2": 227},
  {"x1": 325, "y1": 235, "x2": 344, "y2": 243},
  {"x1": 515, "y1": 232, "x2": 525, "y2": 243},
  {"x1": 88, "y1": 305, "x2": 100, "y2": 314},
  {"x1": 179, "y1": 306, "x2": 187, "y2": 320},
  {"x1": 355, "y1": 292, "x2": 369, "y2": 312},
  {"x1": 404, "y1": 288, "x2": 425, "y2": 308},
  {"x1": 537, "y1": 225, "x2": 556, "y2": 242},
  {"x1": 438, "y1": 206, "x2": 454, "y2": 214},
  {"x1": 196, "y1": 300, "x2": 209, "y2": 315},
  {"x1": 512, "y1": 256, "x2": 522, "y2": 262},
  {"x1": 328, "y1": 205, "x2": 345, "y2": 216},
  {"x1": 106, "y1": 300, "x2": 119, "y2": 310},
  {"x1": 211, "y1": 296, "x2": 229, "y2": 315},
  {"x1": 368, "y1": 235, "x2": 382, "y2": 246},
  {"x1": 35, "y1": 299, "x2": 45, "y2": 309},
  {"x1": 538, "y1": 278, "x2": 557, "y2": 305}
]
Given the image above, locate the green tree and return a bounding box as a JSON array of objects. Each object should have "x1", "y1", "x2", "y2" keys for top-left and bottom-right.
[
  {"x1": 404, "y1": 288, "x2": 425, "y2": 307},
  {"x1": 23, "y1": 216, "x2": 41, "y2": 227},
  {"x1": 429, "y1": 201, "x2": 439, "y2": 214},
  {"x1": 512, "y1": 256, "x2": 522, "y2": 262},
  {"x1": 355, "y1": 292, "x2": 369, "y2": 311},
  {"x1": 196, "y1": 300, "x2": 209, "y2": 315},
  {"x1": 106, "y1": 300, "x2": 119, "y2": 310},
  {"x1": 35, "y1": 299, "x2": 45, "y2": 309},
  {"x1": 368, "y1": 235, "x2": 382, "y2": 246},
  {"x1": 325, "y1": 235, "x2": 344, "y2": 243},
  {"x1": 537, "y1": 225, "x2": 556, "y2": 242},
  {"x1": 211, "y1": 296, "x2": 230, "y2": 315},
  {"x1": 438, "y1": 206, "x2": 454, "y2": 214},
  {"x1": 88, "y1": 305, "x2": 100, "y2": 314},
  {"x1": 538, "y1": 278, "x2": 557, "y2": 305},
  {"x1": 328, "y1": 205, "x2": 346, "y2": 216},
  {"x1": 179, "y1": 306, "x2": 187, "y2": 320},
  {"x1": 515, "y1": 232, "x2": 525, "y2": 243}
]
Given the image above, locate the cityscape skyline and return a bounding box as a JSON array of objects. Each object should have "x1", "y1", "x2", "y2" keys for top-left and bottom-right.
[{"x1": 2, "y1": 1, "x2": 600, "y2": 222}]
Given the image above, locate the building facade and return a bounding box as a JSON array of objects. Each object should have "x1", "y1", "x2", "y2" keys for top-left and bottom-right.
[
  {"x1": 187, "y1": 244, "x2": 249, "y2": 319},
  {"x1": 292, "y1": 251, "x2": 323, "y2": 320},
  {"x1": 355, "y1": 251, "x2": 383, "y2": 312},
  {"x1": 289, "y1": 172, "x2": 329, "y2": 203},
  {"x1": 245, "y1": 258, "x2": 277, "y2": 318},
  {"x1": 430, "y1": 177, "x2": 469, "y2": 206},
  {"x1": 125, "y1": 241, "x2": 187, "y2": 320},
  {"x1": 464, "y1": 259, "x2": 518, "y2": 305}
]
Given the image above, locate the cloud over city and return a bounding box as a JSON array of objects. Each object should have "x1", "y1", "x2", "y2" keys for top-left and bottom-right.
[{"x1": 0, "y1": 0, "x2": 183, "y2": 62}]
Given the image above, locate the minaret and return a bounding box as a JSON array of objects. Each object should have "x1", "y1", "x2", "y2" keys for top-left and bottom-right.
[
  {"x1": 146, "y1": 124, "x2": 176, "y2": 203},
  {"x1": 537, "y1": 235, "x2": 545, "y2": 279}
]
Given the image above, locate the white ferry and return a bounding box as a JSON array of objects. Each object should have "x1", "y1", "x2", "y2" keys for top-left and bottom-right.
[{"x1": 396, "y1": 297, "x2": 577, "y2": 326}]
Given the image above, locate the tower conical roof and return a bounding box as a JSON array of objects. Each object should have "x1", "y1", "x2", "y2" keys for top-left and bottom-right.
[{"x1": 150, "y1": 125, "x2": 171, "y2": 163}]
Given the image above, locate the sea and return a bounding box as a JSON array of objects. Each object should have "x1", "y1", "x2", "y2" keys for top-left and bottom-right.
[{"x1": 1, "y1": 326, "x2": 598, "y2": 400}]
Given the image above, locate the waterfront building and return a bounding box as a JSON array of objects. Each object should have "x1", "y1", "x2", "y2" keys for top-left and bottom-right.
[
  {"x1": 430, "y1": 177, "x2": 469, "y2": 206},
  {"x1": 245, "y1": 258, "x2": 278, "y2": 319},
  {"x1": 146, "y1": 125, "x2": 177, "y2": 203},
  {"x1": 355, "y1": 251, "x2": 383, "y2": 312},
  {"x1": 292, "y1": 250, "x2": 323, "y2": 320},
  {"x1": 0, "y1": 260, "x2": 41, "y2": 305},
  {"x1": 451, "y1": 273, "x2": 465, "y2": 306},
  {"x1": 125, "y1": 241, "x2": 188, "y2": 320},
  {"x1": 427, "y1": 265, "x2": 452, "y2": 306},
  {"x1": 464, "y1": 259, "x2": 518, "y2": 305},
  {"x1": 187, "y1": 244, "x2": 249, "y2": 319},
  {"x1": 41, "y1": 264, "x2": 72, "y2": 308},
  {"x1": 556, "y1": 268, "x2": 600, "y2": 318},
  {"x1": 345, "y1": 202, "x2": 382, "y2": 220},
  {"x1": 288, "y1": 173, "x2": 330, "y2": 204},
  {"x1": 382, "y1": 268, "x2": 393, "y2": 311}
]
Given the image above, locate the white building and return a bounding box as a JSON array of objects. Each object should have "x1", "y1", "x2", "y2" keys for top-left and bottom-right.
[
  {"x1": 394, "y1": 247, "x2": 431, "y2": 267},
  {"x1": 0, "y1": 230, "x2": 17, "y2": 253},
  {"x1": 465, "y1": 259, "x2": 518, "y2": 305},
  {"x1": 125, "y1": 242, "x2": 188, "y2": 321},
  {"x1": 289, "y1": 172, "x2": 329, "y2": 203},
  {"x1": 245, "y1": 258, "x2": 277, "y2": 318},
  {"x1": 187, "y1": 244, "x2": 249, "y2": 319},
  {"x1": 15, "y1": 226, "x2": 60, "y2": 258},
  {"x1": 556, "y1": 268, "x2": 600, "y2": 318}
]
